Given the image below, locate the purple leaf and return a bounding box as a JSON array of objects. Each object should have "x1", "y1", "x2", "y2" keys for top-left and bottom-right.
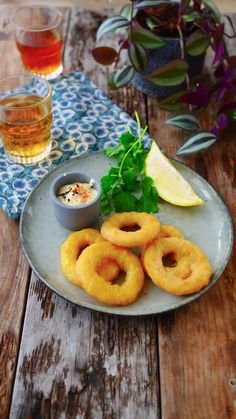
[
  {"x1": 218, "y1": 114, "x2": 229, "y2": 129},
  {"x1": 217, "y1": 102, "x2": 236, "y2": 116},
  {"x1": 214, "y1": 64, "x2": 225, "y2": 78},
  {"x1": 215, "y1": 87, "x2": 227, "y2": 101},
  {"x1": 225, "y1": 66, "x2": 234, "y2": 83},
  {"x1": 204, "y1": 19, "x2": 212, "y2": 33},
  {"x1": 196, "y1": 84, "x2": 211, "y2": 97},
  {"x1": 212, "y1": 41, "x2": 225, "y2": 65},
  {"x1": 118, "y1": 37, "x2": 129, "y2": 49},
  {"x1": 211, "y1": 114, "x2": 228, "y2": 135},
  {"x1": 211, "y1": 80, "x2": 236, "y2": 101},
  {"x1": 178, "y1": 84, "x2": 211, "y2": 107},
  {"x1": 178, "y1": 92, "x2": 209, "y2": 106},
  {"x1": 211, "y1": 126, "x2": 218, "y2": 136},
  {"x1": 215, "y1": 23, "x2": 225, "y2": 41}
]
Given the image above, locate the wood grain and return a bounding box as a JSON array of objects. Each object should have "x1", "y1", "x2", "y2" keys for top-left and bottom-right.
[
  {"x1": 9, "y1": 9, "x2": 159, "y2": 418},
  {"x1": 147, "y1": 13, "x2": 236, "y2": 415},
  {"x1": 0, "y1": 8, "x2": 70, "y2": 419},
  {"x1": 0, "y1": 213, "x2": 30, "y2": 419},
  {"x1": 0, "y1": 8, "x2": 31, "y2": 419},
  {"x1": 10, "y1": 274, "x2": 159, "y2": 418}
]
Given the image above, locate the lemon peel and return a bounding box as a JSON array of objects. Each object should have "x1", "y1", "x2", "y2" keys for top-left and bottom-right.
[{"x1": 145, "y1": 141, "x2": 204, "y2": 207}]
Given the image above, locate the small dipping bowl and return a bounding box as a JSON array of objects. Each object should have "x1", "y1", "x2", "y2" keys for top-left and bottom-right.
[{"x1": 50, "y1": 171, "x2": 101, "y2": 230}]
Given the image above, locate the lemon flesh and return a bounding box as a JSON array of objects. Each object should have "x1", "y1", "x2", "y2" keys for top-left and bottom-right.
[{"x1": 145, "y1": 141, "x2": 204, "y2": 207}]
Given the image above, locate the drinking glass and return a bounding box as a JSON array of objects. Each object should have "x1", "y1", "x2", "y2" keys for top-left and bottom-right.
[
  {"x1": 0, "y1": 74, "x2": 52, "y2": 164},
  {"x1": 12, "y1": 6, "x2": 63, "y2": 80}
]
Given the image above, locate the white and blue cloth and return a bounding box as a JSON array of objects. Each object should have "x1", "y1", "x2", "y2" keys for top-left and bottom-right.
[{"x1": 0, "y1": 71, "x2": 151, "y2": 219}]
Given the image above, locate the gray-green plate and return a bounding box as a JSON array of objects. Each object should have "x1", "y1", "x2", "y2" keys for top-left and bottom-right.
[{"x1": 20, "y1": 152, "x2": 234, "y2": 316}]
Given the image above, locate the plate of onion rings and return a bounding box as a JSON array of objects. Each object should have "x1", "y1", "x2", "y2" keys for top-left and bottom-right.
[{"x1": 20, "y1": 151, "x2": 234, "y2": 316}]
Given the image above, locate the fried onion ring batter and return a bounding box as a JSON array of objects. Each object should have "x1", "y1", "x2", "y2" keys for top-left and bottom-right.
[
  {"x1": 76, "y1": 241, "x2": 144, "y2": 305},
  {"x1": 61, "y1": 228, "x2": 119, "y2": 287},
  {"x1": 101, "y1": 212, "x2": 160, "y2": 247},
  {"x1": 157, "y1": 225, "x2": 184, "y2": 239},
  {"x1": 143, "y1": 237, "x2": 212, "y2": 295}
]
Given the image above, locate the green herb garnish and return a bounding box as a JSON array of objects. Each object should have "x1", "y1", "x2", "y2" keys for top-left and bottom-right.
[{"x1": 100, "y1": 112, "x2": 159, "y2": 215}]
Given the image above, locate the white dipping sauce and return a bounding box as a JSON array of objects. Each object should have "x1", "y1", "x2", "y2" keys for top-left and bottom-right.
[{"x1": 57, "y1": 179, "x2": 97, "y2": 206}]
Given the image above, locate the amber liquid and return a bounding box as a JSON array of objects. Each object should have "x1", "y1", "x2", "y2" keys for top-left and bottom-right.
[
  {"x1": 0, "y1": 95, "x2": 52, "y2": 160},
  {"x1": 16, "y1": 29, "x2": 63, "y2": 75}
]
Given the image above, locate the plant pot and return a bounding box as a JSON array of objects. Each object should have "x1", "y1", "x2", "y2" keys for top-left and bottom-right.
[{"x1": 132, "y1": 37, "x2": 205, "y2": 98}]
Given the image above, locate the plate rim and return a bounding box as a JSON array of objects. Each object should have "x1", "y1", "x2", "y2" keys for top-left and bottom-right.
[{"x1": 19, "y1": 151, "x2": 234, "y2": 316}]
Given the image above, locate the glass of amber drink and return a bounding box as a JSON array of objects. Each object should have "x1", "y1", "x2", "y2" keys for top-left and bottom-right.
[
  {"x1": 12, "y1": 6, "x2": 63, "y2": 80},
  {"x1": 0, "y1": 74, "x2": 52, "y2": 164}
]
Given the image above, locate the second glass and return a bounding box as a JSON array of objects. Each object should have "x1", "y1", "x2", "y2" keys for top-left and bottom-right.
[{"x1": 12, "y1": 6, "x2": 63, "y2": 80}]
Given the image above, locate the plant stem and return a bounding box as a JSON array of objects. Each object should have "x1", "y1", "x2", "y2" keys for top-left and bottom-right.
[
  {"x1": 130, "y1": 0, "x2": 134, "y2": 43},
  {"x1": 118, "y1": 125, "x2": 148, "y2": 179}
]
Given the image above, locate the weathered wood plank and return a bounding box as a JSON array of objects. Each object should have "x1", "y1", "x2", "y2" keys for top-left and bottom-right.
[
  {"x1": 0, "y1": 214, "x2": 30, "y2": 419},
  {"x1": 10, "y1": 274, "x2": 159, "y2": 419},
  {"x1": 10, "y1": 8, "x2": 159, "y2": 418},
  {"x1": 0, "y1": 7, "x2": 31, "y2": 418},
  {"x1": 147, "y1": 14, "x2": 236, "y2": 417},
  {"x1": 0, "y1": 8, "x2": 70, "y2": 419}
]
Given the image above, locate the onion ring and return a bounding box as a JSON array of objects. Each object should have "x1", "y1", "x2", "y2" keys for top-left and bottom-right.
[
  {"x1": 140, "y1": 225, "x2": 184, "y2": 272},
  {"x1": 100, "y1": 212, "x2": 160, "y2": 247},
  {"x1": 61, "y1": 228, "x2": 119, "y2": 287},
  {"x1": 142, "y1": 237, "x2": 212, "y2": 295},
  {"x1": 157, "y1": 224, "x2": 184, "y2": 239},
  {"x1": 76, "y1": 241, "x2": 144, "y2": 306}
]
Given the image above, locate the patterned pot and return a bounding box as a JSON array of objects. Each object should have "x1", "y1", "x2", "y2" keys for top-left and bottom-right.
[{"x1": 132, "y1": 36, "x2": 205, "y2": 98}]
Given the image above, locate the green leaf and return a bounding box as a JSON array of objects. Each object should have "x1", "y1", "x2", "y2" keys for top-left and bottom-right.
[
  {"x1": 108, "y1": 167, "x2": 120, "y2": 177},
  {"x1": 177, "y1": 132, "x2": 217, "y2": 155},
  {"x1": 100, "y1": 173, "x2": 117, "y2": 193},
  {"x1": 134, "y1": 0, "x2": 171, "y2": 10},
  {"x1": 183, "y1": 12, "x2": 200, "y2": 23},
  {"x1": 128, "y1": 43, "x2": 148, "y2": 72},
  {"x1": 100, "y1": 191, "x2": 113, "y2": 215},
  {"x1": 180, "y1": 0, "x2": 191, "y2": 7},
  {"x1": 97, "y1": 16, "x2": 129, "y2": 41},
  {"x1": 202, "y1": 0, "x2": 221, "y2": 22},
  {"x1": 129, "y1": 28, "x2": 166, "y2": 49},
  {"x1": 146, "y1": 17, "x2": 160, "y2": 30},
  {"x1": 123, "y1": 179, "x2": 141, "y2": 192},
  {"x1": 121, "y1": 154, "x2": 135, "y2": 169},
  {"x1": 121, "y1": 167, "x2": 137, "y2": 183},
  {"x1": 120, "y1": 132, "x2": 136, "y2": 148},
  {"x1": 104, "y1": 143, "x2": 124, "y2": 157},
  {"x1": 120, "y1": 4, "x2": 135, "y2": 20},
  {"x1": 158, "y1": 90, "x2": 189, "y2": 111},
  {"x1": 137, "y1": 177, "x2": 159, "y2": 213},
  {"x1": 135, "y1": 150, "x2": 148, "y2": 173},
  {"x1": 166, "y1": 114, "x2": 200, "y2": 131},
  {"x1": 186, "y1": 31, "x2": 210, "y2": 56},
  {"x1": 112, "y1": 188, "x2": 138, "y2": 212},
  {"x1": 158, "y1": 101, "x2": 188, "y2": 112},
  {"x1": 91, "y1": 47, "x2": 117, "y2": 65},
  {"x1": 114, "y1": 65, "x2": 135, "y2": 88},
  {"x1": 108, "y1": 73, "x2": 118, "y2": 91},
  {"x1": 146, "y1": 58, "x2": 188, "y2": 86}
]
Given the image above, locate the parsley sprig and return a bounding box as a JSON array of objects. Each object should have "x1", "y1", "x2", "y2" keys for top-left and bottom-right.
[{"x1": 100, "y1": 112, "x2": 159, "y2": 215}]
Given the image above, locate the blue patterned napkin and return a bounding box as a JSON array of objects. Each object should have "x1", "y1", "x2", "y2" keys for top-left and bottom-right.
[{"x1": 0, "y1": 71, "x2": 151, "y2": 219}]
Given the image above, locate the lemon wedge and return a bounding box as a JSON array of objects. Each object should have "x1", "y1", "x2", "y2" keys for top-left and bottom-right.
[{"x1": 145, "y1": 141, "x2": 204, "y2": 206}]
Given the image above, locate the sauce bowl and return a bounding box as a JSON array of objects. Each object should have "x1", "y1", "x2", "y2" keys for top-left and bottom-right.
[{"x1": 50, "y1": 171, "x2": 101, "y2": 230}]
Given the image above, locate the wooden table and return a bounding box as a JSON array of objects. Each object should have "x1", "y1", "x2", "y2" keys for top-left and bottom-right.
[{"x1": 0, "y1": 6, "x2": 236, "y2": 419}]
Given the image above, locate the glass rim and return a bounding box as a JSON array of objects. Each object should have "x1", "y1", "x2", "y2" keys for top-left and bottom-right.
[
  {"x1": 11, "y1": 5, "x2": 62, "y2": 33},
  {"x1": 0, "y1": 74, "x2": 52, "y2": 111}
]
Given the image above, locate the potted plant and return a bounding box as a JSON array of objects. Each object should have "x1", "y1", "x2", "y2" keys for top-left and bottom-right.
[{"x1": 92, "y1": 0, "x2": 236, "y2": 155}]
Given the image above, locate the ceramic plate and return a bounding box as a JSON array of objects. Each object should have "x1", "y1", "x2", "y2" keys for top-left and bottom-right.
[{"x1": 20, "y1": 151, "x2": 233, "y2": 316}]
